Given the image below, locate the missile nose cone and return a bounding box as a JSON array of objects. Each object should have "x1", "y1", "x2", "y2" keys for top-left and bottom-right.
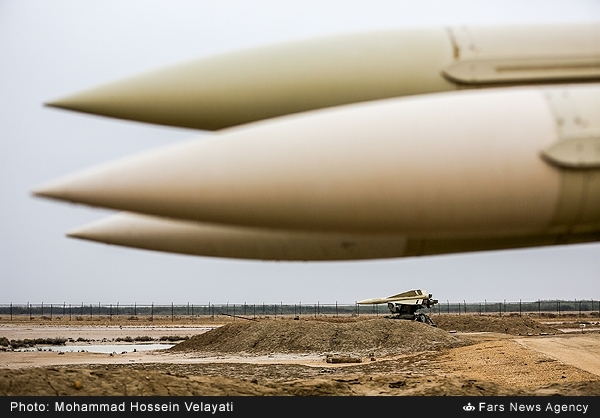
[
  {"x1": 357, "y1": 298, "x2": 379, "y2": 305},
  {"x1": 30, "y1": 146, "x2": 160, "y2": 208},
  {"x1": 43, "y1": 75, "x2": 181, "y2": 128},
  {"x1": 66, "y1": 226, "x2": 92, "y2": 240},
  {"x1": 31, "y1": 165, "x2": 109, "y2": 204},
  {"x1": 42, "y1": 63, "x2": 217, "y2": 130},
  {"x1": 66, "y1": 215, "x2": 140, "y2": 247},
  {"x1": 66, "y1": 217, "x2": 113, "y2": 241},
  {"x1": 44, "y1": 97, "x2": 75, "y2": 110},
  {"x1": 31, "y1": 178, "x2": 76, "y2": 201},
  {"x1": 30, "y1": 138, "x2": 218, "y2": 218},
  {"x1": 44, "y1": 94, "x2": 98, "y2": 114}
]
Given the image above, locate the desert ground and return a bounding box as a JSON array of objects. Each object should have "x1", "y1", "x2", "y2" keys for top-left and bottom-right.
[{"x1": 1, "y1": 314, "x2": 599, "y2": 396}]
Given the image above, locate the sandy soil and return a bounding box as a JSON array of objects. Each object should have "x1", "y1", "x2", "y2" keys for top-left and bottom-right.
[{"x1": 1, "y1": 315, "x2": 599, "y2": 396}]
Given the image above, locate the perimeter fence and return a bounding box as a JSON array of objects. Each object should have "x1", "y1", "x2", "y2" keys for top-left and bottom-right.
[{"x1": 0, "y1": 299, "x2": 599, "y2": 321}]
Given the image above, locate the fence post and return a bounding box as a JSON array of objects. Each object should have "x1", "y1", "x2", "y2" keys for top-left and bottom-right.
[
  {"x1": 519, "y1": 299, "x2": 522, "y2": 317},
  {"x1": 151, "y1": 303, "x2": 154, "y2": 321},
  {"x1": 171, "y1": 302, "x2": 174, "y2": 322},
  {"x1": 10, "y1": 303, "x2": 12, "y2": 321}
]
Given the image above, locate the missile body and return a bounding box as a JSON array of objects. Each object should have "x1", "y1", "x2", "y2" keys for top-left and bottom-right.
[
  {"x1": 34, "y1": 83, "x2": 600, "y2": 259},
  {"x1": 46, "y1": 23, "x2": 600, "y2": 130},
  {"x1": 357, "y1": 290, "x2": 432, "y2": 305},
  {"x1": 67, "y1": 213, "x2": 409, "y2": 261},
  {"x1": 68, "y1": 213, "x2": 600, "y2": 260}
]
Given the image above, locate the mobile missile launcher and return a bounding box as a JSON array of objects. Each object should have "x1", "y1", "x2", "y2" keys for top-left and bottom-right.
[{"x1": 358, "y1": 289, "x2": 438, "y2": 325}]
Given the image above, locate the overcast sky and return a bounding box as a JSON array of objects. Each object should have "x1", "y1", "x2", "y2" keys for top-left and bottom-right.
[{"x1": 1, "y1": 0, "x2": 600, "y2": 306}]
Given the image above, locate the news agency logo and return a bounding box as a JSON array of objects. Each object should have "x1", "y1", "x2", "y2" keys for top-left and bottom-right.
[{"x1": 463, "y1": 403, "x2": 476, "y2": 412}]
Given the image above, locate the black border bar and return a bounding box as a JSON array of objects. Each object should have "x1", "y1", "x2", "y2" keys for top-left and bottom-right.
[{"x1": 2, "y1": 396, "x2": 598, "y2": 416}]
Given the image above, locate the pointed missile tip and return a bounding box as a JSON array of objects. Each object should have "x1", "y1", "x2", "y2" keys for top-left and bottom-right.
[
  {"x1": 356, "y1": 298, "x2": 375, "y2": 305},
  {"x1": 65, "y1": 228, "x2": 87, "y2": 240},
  {"x1": 30, "y1": 179, "x2": 75, "y2": 202},
  {"x1": 66, "y1": 229, "x2": 110, "y2": 246},
  {"x1": 43, "y1": 96, "x2": 78, "y2": 111},
  {"x1": 43, "y1": 101, "x2": 59, "y2": 109},
  {"x1": 44, "y1": 88, "x2": 102, "y2": 112},
  {"x1": 65, "y1": 230, "x2": 80, "y2": 239},
  {"x1": 66, "y1": 214, "x2": 126, "y2": 241},
  {"x1": 31, "y1": 183, "x2": 59, "y2": 199},
  {"x1": 66, "y1": 222, "x2": 106, "y2": 242},
  {"x1": 31, "y1": 186, "x2": 52, "y2": 199}
]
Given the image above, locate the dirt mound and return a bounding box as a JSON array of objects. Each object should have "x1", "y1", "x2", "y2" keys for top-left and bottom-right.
[
  {"x1": 170, "y1": 318, "x2": 467, "y2": 357},
  {"x1": 432, "y1": 315, "x2": 560, "y2": 335}
]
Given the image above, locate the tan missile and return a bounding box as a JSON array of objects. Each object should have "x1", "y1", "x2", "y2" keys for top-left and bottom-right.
[
  {"x1": 46, "y1": 23, "x2": 600, "y2": 130},
  {"x1": 357, "y1": 289, "x2": 433, "y2": 305},
  {"x1": 33, "y1": 83, "x2": 600, "y2": 260},
  {"x1": 67, "y1": 212, "x2": 600, "y2": 260},
  {"x1": 66, "y1": 212, "x2": 408, "y2": 260}
]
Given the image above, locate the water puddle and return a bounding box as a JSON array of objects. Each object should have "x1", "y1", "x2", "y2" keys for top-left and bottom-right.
[{"x1": 16, "y1": 343, "x2": 174, "y2": 353}]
